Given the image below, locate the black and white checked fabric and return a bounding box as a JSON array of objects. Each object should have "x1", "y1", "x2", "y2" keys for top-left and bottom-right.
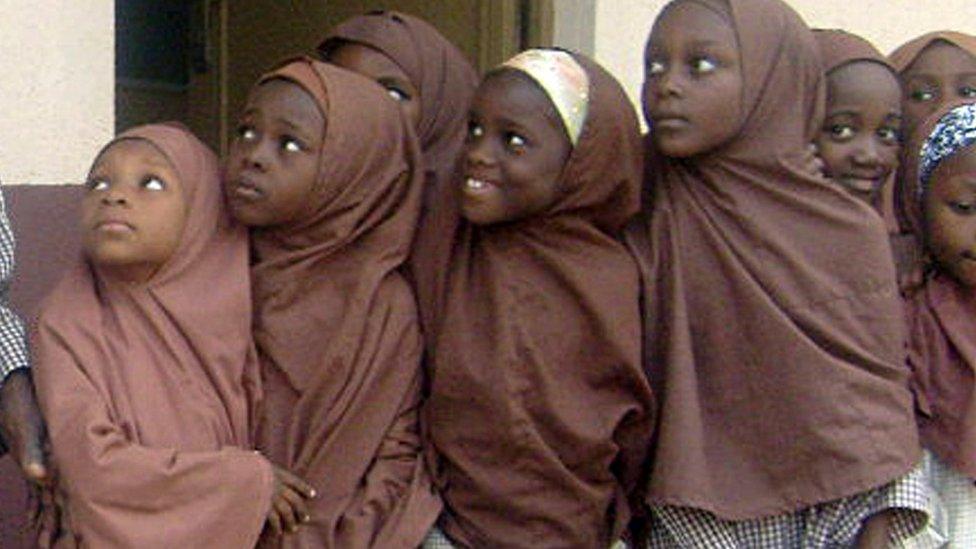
[
  {"x1": 0, "y1": 190, "x2": 29, "y2": 381},
  {"x1": 420, "y1": 525, "x2": 630, "y2": 548},
  {"x1": 647, "y1": 462, "x2": 931, "y2": 548},
  {"x1": 904, "y1": 450, "x2": 976, "y2": 548}
]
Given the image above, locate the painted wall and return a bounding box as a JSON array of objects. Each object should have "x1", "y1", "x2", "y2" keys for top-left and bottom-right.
[
  {"x1": 0, "y1": 1, "x2": 114, "y2": 186},
  {"x1": 578, "y1": 0, "x2": 976, "y2": 113}
]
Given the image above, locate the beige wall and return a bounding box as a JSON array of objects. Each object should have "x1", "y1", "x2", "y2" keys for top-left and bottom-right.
[
  {"x1": 575, "y1": 0, "x2": 976, "y2": 114},
  {"x1": 0, "y1": 1, "x2": 114, "y2": 186}
]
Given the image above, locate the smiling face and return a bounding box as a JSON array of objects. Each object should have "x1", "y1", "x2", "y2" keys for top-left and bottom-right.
[
  {"x1": 224, "y1": 78, "x2": 325, "y2": 228},
  {"x1": 327, "y1": 42, "x2": 421, "y2": 128},
  {"x1": 901, "y1": 41, "x2": 976, "y2": 136},
  {"x1": 460, "y1": 70, "x2": 572, "y2": 225},
  {"x1": 642, "y1": 0, "x2": 743, "y2": 158},
  {"x1": 816, "y1": 61, "x2": 903, "y2": 203},
  {"x1": 925, "y1": 145, "x2": 976, "y2": 287},
  {"x1": 82, "y1": 139, "x2": 187, "y2": 283}
]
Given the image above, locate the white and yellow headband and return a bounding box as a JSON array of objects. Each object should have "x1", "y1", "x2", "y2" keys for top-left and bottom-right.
[{"x1": 500, "y1": 49, "x2": 590, "y2": 145}]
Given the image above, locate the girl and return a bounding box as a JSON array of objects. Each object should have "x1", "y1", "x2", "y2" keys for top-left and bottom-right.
[
  {"x1": 33, "y1": 124, "x2": 313, "y2": 547},
  {"x1": 899, "y1": 100, "x2": 976, "y2": 546},
  {"x1": 414, "y1": 48, "x2": 654, "y2": 548},
  {"x1": 318, "y1": 11, "x2": 479, "y2": 332},
  {"x1": 890, "y1": 32, "x2": 976, "y2": 141},
  {"x1": 223, "y1": 58, "x2": 440, "y2": 547},
  {"x1": 626, "y1": 0, "x2": 929, "y2": 546},
  {"x1": 814, "y1": 29, "x2": 902, "y2": 209}
]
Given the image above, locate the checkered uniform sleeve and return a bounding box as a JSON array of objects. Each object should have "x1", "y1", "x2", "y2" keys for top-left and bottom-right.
[{"x1": 0, "y1": 190, "x2": 29, "y2": 380}]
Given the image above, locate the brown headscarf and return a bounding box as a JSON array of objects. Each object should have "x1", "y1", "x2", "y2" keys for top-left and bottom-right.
[
  {"x1": 814, "y1": 29, "x2": 893, "y2": 75},
  {"x1": 899, "y1": 99, "x2": 976, "y2": 479},
  {"x1": 248, "y1": 58, "x2": 440, "y2": 548},
  {"x1": 33, "y1": 123, "x2": 272, "y2": 548},
  {"x1": 416, "y1": 50, "x2": 654, "y2": 548},
  {"x1": 625, "y1": 0, "x2": 919, "y2": 520},
  {"x1": 318, "y1": 11, "x2": 479, "y2": 334},
  {"x1": 814, "y1": 29, "x2": 902, "y2": 228},
  {"x1": 318, "y1": 10, "x2": 478, "y2": 198},
  {"x1": 889, "y1": 31, "x2": 976, "y2": 74}
]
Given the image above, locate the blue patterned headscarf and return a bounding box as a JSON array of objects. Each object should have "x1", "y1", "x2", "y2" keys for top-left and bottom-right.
[{"x1": 918, "y1": 103, "x2": 976, "y2": 197}]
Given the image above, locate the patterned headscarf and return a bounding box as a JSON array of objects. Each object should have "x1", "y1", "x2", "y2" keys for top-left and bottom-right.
[
  {"x1": 500, "y1": 49, "x2": 590, "y2": 145},
  {"x1": 918, "y1": 103, "x2": 976, "y2": 195}
]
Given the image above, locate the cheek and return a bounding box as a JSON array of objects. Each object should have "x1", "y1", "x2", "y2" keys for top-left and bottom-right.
[
  {"x1": 813, "y1": 138, "x2": 847, "y2": 177},
  {"x1": 267, "y1": 161, "x2": 318, "y2": 221},
  {"x1": 402, "y1": 100, "x2": 422, "y2": 129}
]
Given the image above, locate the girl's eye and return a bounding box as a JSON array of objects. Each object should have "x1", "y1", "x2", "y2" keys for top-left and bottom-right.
[
  {"x1": 910, "y1": 89, "x2": 936, "y2": 102},
  {"x1": 949, "y1": 201, "x2": 976, "y2": 214},
  {"x1": 960, "y1": 85, "x2": 976, "y2": 98},
  {"x1": 386, "y1": 87, "x2": 408, "y2": 102},
  {"x1": 877, "y1": 127, "x2": 900, "y2": 145},
  {"x1": 829, "y1": 124, "x2": 855, "y2": 140},
  {"x1": 468, "y1": 122, "x2": 484, "y2": 139},
  {"x1": 691, "y1": 57, "x2": 717, "y2": 74},
  {"x1": 647, "y1": 60, "x2": 665, "y2": 76},
  {"x1": 505, "y1": 133, "x2": 526, "y2": 150},
  {"x1": 143, "y1": 177, "x2": 165, "y2": 191},
  {"x1": 87, "y1": 178, "x2": 109, "y2": 191},
  {"x1": 282, "y1": 138, "x2": 302, "y2": 153},
  {"x1": 237, "y1": 126, "x2": 257, "y2": 141}
]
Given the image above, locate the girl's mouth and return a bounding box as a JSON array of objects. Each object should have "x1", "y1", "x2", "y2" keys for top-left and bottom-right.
[
  {"x1": 232, "y1": 177, "x2": 264, "y2": 201},
  {"x1": 462, "y1": 178, "x2": 498, "y2": 195}
]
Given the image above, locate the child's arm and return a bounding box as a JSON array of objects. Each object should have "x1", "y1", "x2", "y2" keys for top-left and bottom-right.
[
  {"x1": 0, "y1": 190, "x2": 48, "y2": 484},
  {"x1": 33, "y1": 324, "x2": 276, "y2": 548}
]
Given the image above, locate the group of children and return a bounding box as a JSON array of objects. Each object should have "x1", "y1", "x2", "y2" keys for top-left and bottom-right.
[{"x1": 13, "y1": 1, "x2": 976, "y2": 547}]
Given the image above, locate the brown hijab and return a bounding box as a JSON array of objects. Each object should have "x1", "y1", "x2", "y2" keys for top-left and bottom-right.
[
  {"x1": 248, "y1": 58, "x2": 440, "y2": 548},
  {"x1": 318, "y1": 11, "x2": 479, "y2": 334},
  {"x1": 625, "y1": 0, "x2": 919, "y2": 520},
  {"x1": 33, "y1": 124, "x2": 271, "y2": 548},
  {"x1": 416, "y1": 51, "x2": 654, "y2": 548},
  {"x1": 814, "y1": 29, "x2": 902, "y2": 228},
  {"x1": 814, "y1": 29, "x2": 892, "y2": 74},
  {"x1": 899, "y1": 99, "x2": 976, "y2": 479},
  {"x1": 889, "y1": 31, "x2": 976, "y2": 74},
  {"x1": 318, "y1": 10, "x2": 478, "y2": 198}
]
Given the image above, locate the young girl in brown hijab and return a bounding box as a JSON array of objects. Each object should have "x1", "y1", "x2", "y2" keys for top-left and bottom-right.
[
  {"x1": 814, "y1": 30, "x2": 902, "y2": 211},
  {"x1": 33, "y1": 124, "x2": 314, "y2": 548},
  {"x1": 627, "y1": 0, "x2": 930, "y2": 546},
  {"x1": 223, "y1": 57, "x2": 440, "y2": 548},
  {"x1": 414, "y1": 48, "x2": 654, "y2": 549},
  {"x1": 898, "y1": 100, "x2": 976, "y2": 547}
]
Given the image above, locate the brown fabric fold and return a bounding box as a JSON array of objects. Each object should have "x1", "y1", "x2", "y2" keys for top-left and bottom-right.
[
  {"x1": 318, "y1": 11, "x2": 479, "y2": 335},
  {"x1": 33, "y1": 123, "x2": 273, "y2": 548},
  {"x1": 814, "y1": 29, "x2": 893, "y2": 75},
  {"x1": 898, "y1": 99, "x2": 976, "y2": 479},
  {"x1": 249, "y1": 58, "x2": 440, "y2": 548},
  {"x1": 416, "y1": 51, "x2": 654, "y2": 548},
  {"x1": 625, "y1": 0, "x2": 919, "y2": 520}
]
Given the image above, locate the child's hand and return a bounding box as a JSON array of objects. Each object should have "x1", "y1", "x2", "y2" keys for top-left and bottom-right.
[
  {"x1": 0, "y1": 369, "x2": 50, "y2": 485},
  {"x1": 267, "y1": 465, "x2": 316, "y2": 536}
]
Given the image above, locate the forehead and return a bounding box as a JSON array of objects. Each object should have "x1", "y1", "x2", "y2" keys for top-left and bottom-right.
[
  {"x1": 649, "y1": 1, "x2": 735, "y2": 49},
  {"x1": 905, "y1": 41, "x2": 976, "y2": 77},
  {"x1": 473, "y1": 70, "x2": 562, "y2": 128},
  {"x1": 92, "y1": 139, "x2": 173, "y2": 173},
  {"x1": 934, "y1": 144, "x2": 976, "y2": 181},
  {"x1": 247, "y1": 78, "x2": 325, "y2": 125},
  {"x1": 827, "y1": 62, "x2": 901, "y2": 111}
]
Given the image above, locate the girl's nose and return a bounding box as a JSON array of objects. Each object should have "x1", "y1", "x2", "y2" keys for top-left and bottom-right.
[{"x1": 852, "y1": 138, "x2": 882, "y2": 168}]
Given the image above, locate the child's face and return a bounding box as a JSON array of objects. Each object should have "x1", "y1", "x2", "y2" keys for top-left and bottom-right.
[
  {"x1": 816, "y1": 62, "x2": 902, "y2": 204},
  {"x1": 224, "y1": 79, "x2": 325, "y2": 227},
  {"x1": 642, "y1": 1, "x2": 742, "y2": 158},
  {"x1": 925, "y1": 146, "x2": 976, "y2": 287},
  {"x1": 327, "y1": 43, "x2": 422, "y2": 128},
  {"x1": 82, "y1": 139, "x2": 187, "y2": 283},
  {"x1": 460, "y1": 70, "x2": 571, "y2": 226},
  {"x1": 901, "y1": 41, "x2": 976, "y2": 136}
]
